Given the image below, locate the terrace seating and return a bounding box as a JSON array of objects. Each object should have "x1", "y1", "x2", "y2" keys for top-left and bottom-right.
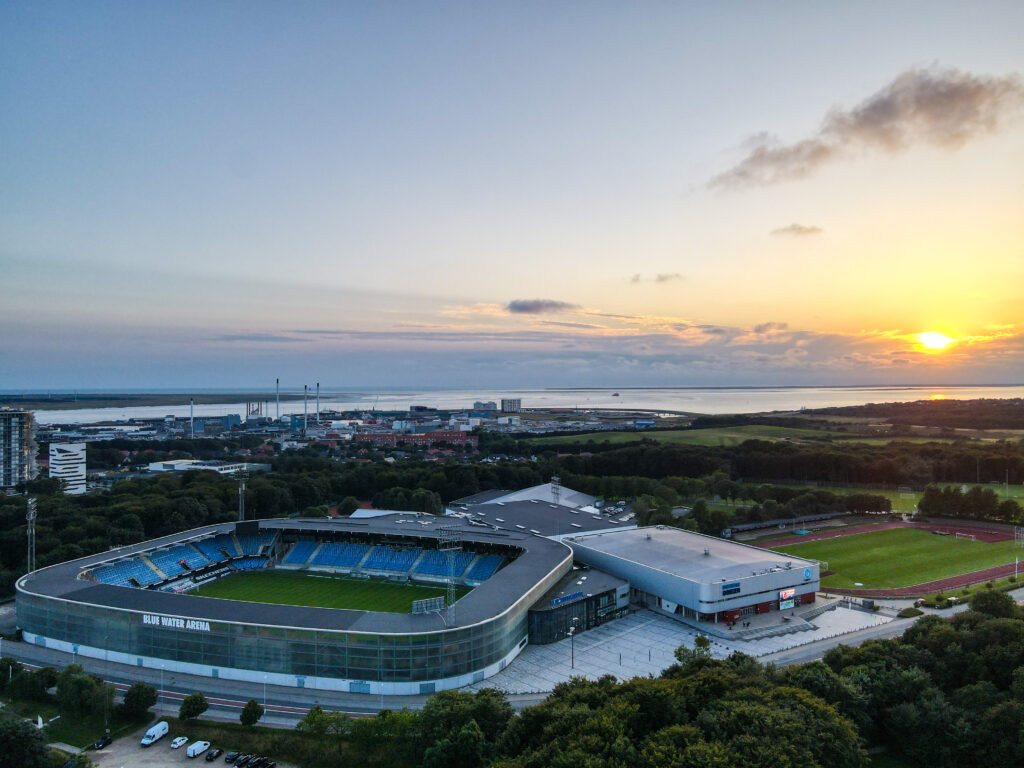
[
  {"x1": 147, "y1": 544, "x2": 211, "y2": 578},
  {"x1": 413, "y1": 550, "x2": 474, "y2": 577},
  {"x1": 362, "y1": 545, "x2": 422, "y2": 572},
  {"x1": 283, "y1": 540, "x2": 319, "y2": 565},
  {"x1": 310, "y1": 542, "x2": 370, "y2": 568},
  {"x1": 466, "y1": 554, "x2": 503, "y2": 581},
  {"x1": 93, "y1": 557, "x2": 161, "y2": 586},
  {"x1": 194, "y1": 534, "x2": 239, "y2": 561},
  {"x1": 237, "y1": 531, "x2": 278, "y2": 556}
]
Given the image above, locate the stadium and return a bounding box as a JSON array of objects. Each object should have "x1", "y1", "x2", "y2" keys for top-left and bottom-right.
[
  {"x1": 15, "y1": 516, "x2": 572, "y2": 695},
  {"x1": 14, "y1": 483, "x2": 823, "y2": 696}
]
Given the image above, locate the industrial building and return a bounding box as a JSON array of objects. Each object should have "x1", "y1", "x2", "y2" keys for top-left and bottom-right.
[
  {"x1": 566, "y1": 526, "x2": 819, "y2": 624},
  {"x1": 48, "y1": 442, "x2": 86, "y2": 495},
  {"x1": 1, "y1": 408, "x2": 37, "y2": 490}
]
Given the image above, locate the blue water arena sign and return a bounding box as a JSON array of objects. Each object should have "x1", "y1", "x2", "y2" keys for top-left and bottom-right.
[
  {"x1": 550, "y1": 591, "x2": 584, "y2": 607},
  {"x1": 803, "y1": 568, "x2": 812, "y2": 579}
]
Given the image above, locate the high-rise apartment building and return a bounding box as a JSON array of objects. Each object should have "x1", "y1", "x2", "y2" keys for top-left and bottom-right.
[
  {"x1": 1, "y1": 408, "x2": 37, "y2": 490},
  {"x1": 500, "y1": 398, "x2": 522, "y2": 413},
  {"x1": 49, "y1": 442, "x2": 87, "y2": 495}
]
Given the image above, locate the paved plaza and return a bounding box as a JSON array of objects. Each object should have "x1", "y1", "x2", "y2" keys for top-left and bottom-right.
[{"x1": 466, "y1": 606, "x2": 892, "y2": 694}]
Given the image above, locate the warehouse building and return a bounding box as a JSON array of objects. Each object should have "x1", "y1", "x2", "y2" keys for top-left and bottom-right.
[{"x1": 566, "y1": 526, "x2": 819, "y2": 625}]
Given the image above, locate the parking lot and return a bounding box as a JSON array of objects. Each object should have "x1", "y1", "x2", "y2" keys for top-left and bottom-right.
[{"x1": 88, "y1": 725, "x2": 294, "y2": 768}]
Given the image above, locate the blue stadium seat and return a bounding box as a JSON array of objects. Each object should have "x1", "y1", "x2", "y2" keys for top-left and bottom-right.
[
  {"x1": 194, "y1": 534, "x2": 238, "y2": 561},
  {"x1": 310, "y1": 542, "x2": 370, "y2": 567},
  {"x1": 362, "y1": 545, "x2": 422, "y2": 572},
  {"x1": 93, "y1": 557, "x2": 161, "y2": 586},
  {"x1": 466, "y1": 555, "x2": 503, "y2": 581},
  {"x1": 147, "y1": 544, "x2": 211, "y2": 577},
  {"x1": 412, "y1": 550, "x2": 473, "y2": 577},
  {"x1": 283, "y1": 540, "x2": 318, "y2": 564}
]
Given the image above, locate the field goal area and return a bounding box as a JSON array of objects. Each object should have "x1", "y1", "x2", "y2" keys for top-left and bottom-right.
[{"x1": 955, "y1": 532, "x2": 976, "y2": 542}]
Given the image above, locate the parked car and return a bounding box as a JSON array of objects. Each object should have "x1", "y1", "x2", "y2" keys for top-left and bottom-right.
[
  {"x1": 224, "y1": 752, "x2": 242, "y2": 764},
  {"x1": 206, "y1": 747, "x2": 224, "y2": 761},
  {"x1": 233, "y1": 755, "x2": 253, "y2": 766},
  {"x1": 92, "y1": 734, "x2": 112, "y2": 750},
  {"x1": 171, "y1": 736, "x2": 189, "y2": 749},
  {"x1": 141, "y1": 721, "x2": 170, "y2": 746},
  {"x1": 187, "y1": 741, "x2": 212, "y2": 758}
]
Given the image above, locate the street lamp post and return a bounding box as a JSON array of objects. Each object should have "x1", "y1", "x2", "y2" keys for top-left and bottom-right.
[
  {"x1": 263, "y1": 674, "x2": 267, "y2": 707},
  {"x1": 568, "y1": 617, "x2": 580, "y2": 669}
]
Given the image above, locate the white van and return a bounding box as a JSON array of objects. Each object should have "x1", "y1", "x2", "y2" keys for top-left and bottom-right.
[
  {"x1": 140, "y1": 721, "x2": 169, "y2": 747},
  {"x1": 186, "y1": 740, "x2": 211, "y2": 758}
]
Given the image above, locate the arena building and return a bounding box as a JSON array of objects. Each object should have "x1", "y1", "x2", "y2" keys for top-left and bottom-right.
[
  {"x1": 16, "y1": 516, "x2": 571, "y2": 695},
  {"x1": 566, "y1": 526, "x2": 820, "y2": 624}
]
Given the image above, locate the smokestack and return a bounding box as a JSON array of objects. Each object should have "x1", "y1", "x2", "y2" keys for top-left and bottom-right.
[
  {"x1": 303, "y1": 385, "x2": 308, "y2": 434},
  {"x1": 275, "y1": 378, "x2": 280, "y2": 421},
  {"x1": 316, "y1": 382, "x2": 320, "y2": 424},
  {"x1": 190, "y1": 398, "x2": 194, "y2": 439}
]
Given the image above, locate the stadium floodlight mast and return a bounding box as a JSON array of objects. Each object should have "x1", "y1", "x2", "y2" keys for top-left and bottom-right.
[
  {"x1": 237, "y1": 471, "x2": 250, "y2": 522},
  {"x1": 26, "y1": 498, "x2": 37, "y2": 573},
  {"x1": 438, "y1": 524, "x2": 462, "y2": 624}
]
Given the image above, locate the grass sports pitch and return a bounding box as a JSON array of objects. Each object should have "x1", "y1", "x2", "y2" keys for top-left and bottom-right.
[
  {"x1": 192, "y1": 570, "x2": 471, "y2": 613},
  {"x1": 771, "y1": 528, "x2": 1021, "y2": 590}
]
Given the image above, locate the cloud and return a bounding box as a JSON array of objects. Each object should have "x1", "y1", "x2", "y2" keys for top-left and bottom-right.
[
  {"x1": 629, "y1": 273, "x2": 684, "y2": 284},
  {"x1": 710, "y1": 66, "x2": 1024, "y2": 188},
  {"x1": 771, "y1": 223, "x2": 823, "y2": 237},
  {"x1": 753, "y1": 321, "x2": 789, "y2": 333},
  {"x1": 506, "y1": 299, "x2": 579, "y2": 314},
  {"x1": 211, "y1": 333, "x2": 309, "y2": 343}
]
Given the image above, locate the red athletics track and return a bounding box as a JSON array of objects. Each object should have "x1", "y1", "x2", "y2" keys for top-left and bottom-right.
[{"x1": 764, "y1": 520, "x2": 1014, "y2": 548}]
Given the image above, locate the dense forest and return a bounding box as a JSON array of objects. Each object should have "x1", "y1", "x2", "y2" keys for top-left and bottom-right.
[
  {"x1": 260, "y1": 592, "x2": 1024, "y2": 768},
  {"x1": 4, "y1": 431, "x2": 1023, "y2": 597}
]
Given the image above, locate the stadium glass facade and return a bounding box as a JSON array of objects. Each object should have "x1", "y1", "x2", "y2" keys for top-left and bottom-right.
[{"x1": 17, "y1": 586, "x2": 554, "y2": 693}]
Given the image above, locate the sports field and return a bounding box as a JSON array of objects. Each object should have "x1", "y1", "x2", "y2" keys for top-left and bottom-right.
[
  {"x1": 772, "y1": 528, "x2": 1021, "y2": 590},
  {"x1": 192, "y1": 570, "x2": 470, "y2": 613}
]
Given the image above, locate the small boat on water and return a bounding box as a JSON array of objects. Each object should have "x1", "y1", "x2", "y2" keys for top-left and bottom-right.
[{"x1": 612, "y1": 392, "x2": 620, "y2": 396}]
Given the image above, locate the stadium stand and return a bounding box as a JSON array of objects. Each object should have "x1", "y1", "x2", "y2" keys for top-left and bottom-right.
[
  {"x1": 413, "y1": 549, "x2": 474, "y2": 577},
  {"x1": 93, "y1": 557, "x2": 161, "y2": 586},
  {"x1": 147, "y1": 544, "x2": 211, "y2": 578},
  {"x1": 362, "y1": 545, "x2": 422, "y2": 572},
  {"x1": 194, "y1": 534, "x2": 240, "y2": 561},
  {"x1": 237, "y1": 531, "x2": 278, "y2": 556},
  {"x1": 466, "y1": 554, "x2": 503, "y2": 581},
  {"x1": 283, "y1": 540, "x2": 319, "y2": 565},
  {"x1": 310, "y1": 542, "x2": 370, "y2": 568}
]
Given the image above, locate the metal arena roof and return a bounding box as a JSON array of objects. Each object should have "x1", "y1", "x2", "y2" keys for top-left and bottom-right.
[
  {"x1": 455, "y1": 500, "x2": 635, "y2": 538},
  {"x1": 567, "y1": 526, "x2": 816, "y2": 583},
  {"x1": 17, "y1": 516, "x2": 572, "y2": 635}
]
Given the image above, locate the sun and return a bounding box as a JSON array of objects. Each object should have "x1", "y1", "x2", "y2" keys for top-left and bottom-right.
[{"x1": 918, "y1": 331, "x2": 956, "y2": 351}]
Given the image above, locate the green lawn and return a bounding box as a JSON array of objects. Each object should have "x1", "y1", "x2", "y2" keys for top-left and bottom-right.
[
  {"x1": 192, "y1": 570, "x2": 470, "y2": 613},
  {"x1": 771, "y1": 528, "x2": 1022, "y2": 590}
]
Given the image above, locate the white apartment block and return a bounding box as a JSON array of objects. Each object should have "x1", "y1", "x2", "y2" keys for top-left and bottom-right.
[{"x1": 49, "y1": 442, "x2": 86, "y2": 495}]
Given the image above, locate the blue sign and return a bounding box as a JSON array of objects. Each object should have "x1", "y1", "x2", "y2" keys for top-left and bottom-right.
[
  {"x1": 550, "y1": 591, "x2": 584, "y2": 607},
  {"x1": 803, "y1": 568, "x2": 812, "y2": 579}
]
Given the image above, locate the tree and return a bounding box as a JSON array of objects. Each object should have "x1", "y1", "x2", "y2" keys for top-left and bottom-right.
[
  {"x1": 0, "y1": 718, "x2": 50, "y2": 768},
  {"x1": 339, "y1": 496, "x2": 360, "y2": 515},
  {"x1": 179, "y1": 692, "x2": 209, "y2": 721},
  {"x1": 119, "y1": 681, "x2": 157, "y2": 719},
  {"x1": 240, "y1": 698, "x2": 265, "y2": 727},
  {"x1": 969, "y1": 588, "x2": 1018, "y2": 618},
  {"x1": 0, "y1": 656, "x2": 20, "y2": 693},
  {"x1": 56, "y1": 665, "x2": 112, "y2": 718}
]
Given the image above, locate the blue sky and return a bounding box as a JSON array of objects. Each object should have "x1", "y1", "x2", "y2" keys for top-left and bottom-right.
[{"x1": 3, "y1": 2, "x2": 1023, "y2": 388}]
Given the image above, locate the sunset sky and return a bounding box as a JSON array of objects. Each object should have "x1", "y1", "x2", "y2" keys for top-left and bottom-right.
[{"x1": 3, "y1": 1, "x2": 1023, "y2": 389}]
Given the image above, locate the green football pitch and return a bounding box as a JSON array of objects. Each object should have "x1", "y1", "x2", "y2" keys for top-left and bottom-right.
[
  {"x1": 771, "y1": 528, "x2": 1021, "y2": 590},
  {"x1": 192, "y1": 570, "x2": 471, "y2": 613}
]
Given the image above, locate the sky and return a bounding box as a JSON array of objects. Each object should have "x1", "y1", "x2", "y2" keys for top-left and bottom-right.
[{"x1": 2, "y1": 1, "x2": 1023, "y2": 389}]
